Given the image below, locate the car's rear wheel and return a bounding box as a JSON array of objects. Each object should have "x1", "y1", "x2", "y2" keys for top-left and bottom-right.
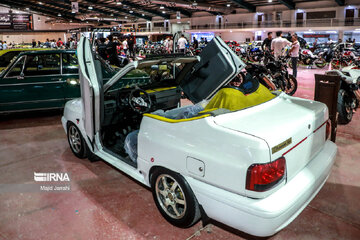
[
  {"x1": 151, "y1": 168, "x2": 201, "y2": 228},
  {"x1": 67, "y1": 123, "x2": 88, "y2": 159}
]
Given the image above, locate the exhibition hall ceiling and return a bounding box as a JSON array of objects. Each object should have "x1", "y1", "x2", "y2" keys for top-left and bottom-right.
[{"x1": 0, "y1": 0, "x2": 346, "y2": 24}]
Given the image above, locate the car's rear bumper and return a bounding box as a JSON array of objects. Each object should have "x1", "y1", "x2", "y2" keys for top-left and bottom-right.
[{"x1": 187, "y1": 140, "x2": 337, "y2": 237}]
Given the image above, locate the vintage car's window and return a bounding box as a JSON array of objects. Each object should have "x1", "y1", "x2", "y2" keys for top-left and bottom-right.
[
  {"x1": 62, "y1": 53, "x2": 78, "y2": 74},
  {"x1": 107, "y1": 69, "x2": 151, "y2": 92},
  {"x1": 0, "y1": 51, "x2": 21, "y2": 68},
  {"x1": 6, "y1": 56, "x2": 25, "y2": 78},
  {"x1": 23, "y1": 54, "x2": 61, "y2": 76}
]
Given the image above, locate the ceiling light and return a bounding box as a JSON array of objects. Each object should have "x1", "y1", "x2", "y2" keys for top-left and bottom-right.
[
  {"x1": 268, "y1": 0, "x2": 273, "y2": 2},
  {"x1": 162, "y1": 11, "x2": 165, "y2": 14},
  {"x1": 125, "y1": 16, "x2": 128, "y2": 19},
  {"x1": 192, "y1": 1, "x2": 198, "y2": 6},
  {"x1": 39, "y1": 2, "x2": 43, "y2": 5},
  {"x1": 116, "y1": 1, "x2": 122, "y2": 5},
  {"x1": 25, "y1": 7, "x2": 30, "y2": 10},
  {"x1": 160, "y1": 5, "x2": 164, "y2": 9},
  {"x1": 226, "y1": 4, "x2": 230, "y2": 7},
  {"x1": 70, "y1": 20, "x2": 72, "y2": 22},
  {"x1": 88, "y1": 6, "x2": 93, "y2": 10},
  {"x1": 142, "y1": 13, "x2": 145, "y2": 16},
  {"x1": 58, "y1": 13, "x2": 61, "y2": 17},
  {"x1": 129, "y1": 10, "x2": 133, "y2": 13}
]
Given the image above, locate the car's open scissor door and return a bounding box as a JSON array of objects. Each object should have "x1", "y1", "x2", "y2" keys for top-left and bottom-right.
[
  {"x1": 77, "y1": 36, "x2": 103, "y2": 146},
  {"x1": 179, "y1": 36, "x2": 245, "y2": 103}
]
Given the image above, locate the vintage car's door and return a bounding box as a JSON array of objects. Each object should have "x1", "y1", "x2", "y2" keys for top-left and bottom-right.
[
  {"x1": 179, "y1": 36, "x2": 245, "y2": 103},
  {"x1": 77, "y1": 37, "x2": 104, "y2": 143},
  {"x1": 0, "y1": 53, "x2": 66, "y2": 112},
  {"x1": 61, "y1": 52, "x2": 80, "y2": 101}
]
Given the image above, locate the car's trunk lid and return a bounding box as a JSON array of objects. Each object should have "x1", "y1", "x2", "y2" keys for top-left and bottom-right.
[{"x1": 213, "y1": 94, "x2": 329, "y2": 181}]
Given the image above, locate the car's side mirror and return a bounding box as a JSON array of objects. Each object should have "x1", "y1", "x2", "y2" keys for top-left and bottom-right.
[{"x1": 17, "y1": 73, "x2": 24, "y2": 80}]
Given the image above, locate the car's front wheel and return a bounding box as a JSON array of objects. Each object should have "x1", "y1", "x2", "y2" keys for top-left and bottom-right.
[
  {"x1": 151, "y1": 168, "x2": 201, "y2": 228},
  {"x1": 67, "y1": 123, "x2": 88, "y2": 159}
]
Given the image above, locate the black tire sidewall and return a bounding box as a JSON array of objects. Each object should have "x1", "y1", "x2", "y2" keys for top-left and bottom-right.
[
  {"x1": 286, "y1": 75, "x2": 298, "y2": 96},
  {"x1": 150, "y1": 167, "x2": 200, "y2": 228},
  {"x1": 337, "y1": 89, "x2": 352, "y2": 124},
  {"x1": 67, "y1": 123, "x2": 87, "y2": 159}
]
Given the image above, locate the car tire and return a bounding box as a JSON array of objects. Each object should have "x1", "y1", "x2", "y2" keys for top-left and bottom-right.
[
  {"x1": 67, "y1": 123, "x2": 88, "y2": 159},
  {"x1": 337, "y1": 89, "x2": 353, "y2": 124},
  {"x1": 285, "y1": 75, "x2": 298, "y2": 96},
  {"x1": 151, "y1": 167, "x2": 201, "y2": 228}
]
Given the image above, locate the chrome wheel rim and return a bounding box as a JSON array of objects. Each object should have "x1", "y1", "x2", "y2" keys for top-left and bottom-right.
[
  {"x1": 155, "y1": 174, "x2": 186, "y2": 219},
  {"x1": 68, "y1": 125, "x2": 81, "y2": 154}
]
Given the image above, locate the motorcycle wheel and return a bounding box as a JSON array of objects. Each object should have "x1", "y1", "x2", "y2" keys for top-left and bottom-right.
[
  {"x1": 284, "y1": 75, "x2": 298, "y2": 96},
  {"x1": 315, "y1": 58, "x2": 327, "y2": 68},
  {"x1": 337, "y1": 89, "x2": 353, "y2": 124}
]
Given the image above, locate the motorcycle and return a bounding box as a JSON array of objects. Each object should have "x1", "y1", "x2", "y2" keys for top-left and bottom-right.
[
  {"x1": 241, "y1": 55, "x2": 297, "y2": 96},
  {"x1": 325, "y1": 66, "x2": 360, "y2": 124},
  {"x1": 288, "y1": 48, "x2": 326, "y2": 69},
  {"x1": 247, "y1": 45, "x2": 264, "y2": 63}
]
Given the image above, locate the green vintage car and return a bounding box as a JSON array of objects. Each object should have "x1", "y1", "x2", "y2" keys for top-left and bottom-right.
[{"x1": 0, "y1": 49, "x2": 116, "y2": 113}]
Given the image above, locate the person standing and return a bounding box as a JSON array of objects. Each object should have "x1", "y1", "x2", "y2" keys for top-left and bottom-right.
[
  {"x1": 57, "y1": 38, "x2": 64, "y2": 48},
  {"x1": 289, "y1": 33, "x2": 300, "y2": 78},
  {"x1": 122, "y1": 38, "x2": 128, "y2": 56},
  {"x1": 193, "y1": 37, "x2": 199, "y2": 49},
  {"x1": 262, "y1": 32, "x2": 272, "y2": 51},
  {"x1": 128, "y1": 36, "x2": 135, "y2": 58},
  {"x1": 2, "y1": 41, "x2": 7, "y2": 50},
  {"x1": 106, "y1": 35, "x2": 120, "y2": 67},
  {"x1": 177, "y1": 34, "x2": 188, "y2": 53},
  {"x1": 168, "y1": 37, "x2": 173, "y2": 53},
  {"x1": 97, "y1": 38, "x2": 107, "y2": 60},
  {"x1": 271, "y1": 31, "x2": 291, "y2": 59}
]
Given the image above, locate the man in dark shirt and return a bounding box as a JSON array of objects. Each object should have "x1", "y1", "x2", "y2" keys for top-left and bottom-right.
[
  {"x1": 106, "y1": 35, "x2": 120, "y2": 67},
  {"x1": 193, "y1": 37, "x2": 199, "y2": 49},
  {"x1": 262, "y1": 32, "x2": 273, "y2": 51},
  {"x1": 128, "y1": 36, "x2": 135, "y2": 58},
  {"x1": 98, "y1": 38, "x2": 108, "y2": 60}
]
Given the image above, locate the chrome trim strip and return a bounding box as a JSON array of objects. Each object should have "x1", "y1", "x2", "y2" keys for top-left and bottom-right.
[
  {"x1": 0, "y1": 98, "x2": 64, "y2": 106},
  {"x1": 0, "y1": 81, "x2": 65, "y2": 86},
  {"x1": 0, "y1": 106, "x2": 63, "y2": 114}
]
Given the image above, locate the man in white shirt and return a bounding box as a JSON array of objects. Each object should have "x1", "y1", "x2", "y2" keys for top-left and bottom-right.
[
  {"x1": 123, "y1": 38, "x2": 128, "y2": 55},
  {"x1": 271, "y1": 31, "x2": 291, "y2": 59},
  {"x1": 289, "y1": 33, "x2": 300, "y2": 78},
  {"x1": 177, "y1": 34, "x2": 188, "y2": 53}
]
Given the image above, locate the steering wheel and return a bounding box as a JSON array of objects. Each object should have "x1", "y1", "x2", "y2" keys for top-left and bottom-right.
[{"x1": 128, "y1": 88, "x2": 152, "y2": 114}]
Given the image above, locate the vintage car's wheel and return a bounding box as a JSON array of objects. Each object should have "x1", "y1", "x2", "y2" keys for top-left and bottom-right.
[
  {"x1": 67, "y1": 123, "x2": 88, "y2": 159},
  {"x1": 337, "y1": 89, "x2": 353, "y2": 124},
  {"x1": 151, "y1": 168, "x2": 201, "y2": 228}
]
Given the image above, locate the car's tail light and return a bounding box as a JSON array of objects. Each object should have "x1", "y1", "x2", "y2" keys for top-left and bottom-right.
[
  {"x1": 246, "y1": 157, "x2": 286, "y2": 192},
  {"x1": 326, "y1": 120, "x2": 331, "y2": 140}
]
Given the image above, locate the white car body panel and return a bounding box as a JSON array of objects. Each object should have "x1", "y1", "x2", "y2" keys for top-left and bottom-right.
[{"x1": 61, "y1": 35, "x2": 338, "y2": 237}]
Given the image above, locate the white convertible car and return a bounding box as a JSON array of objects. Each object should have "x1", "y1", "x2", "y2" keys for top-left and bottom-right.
[{"x1": 62, "y1": 36, "x2": 337, "y2": 237}]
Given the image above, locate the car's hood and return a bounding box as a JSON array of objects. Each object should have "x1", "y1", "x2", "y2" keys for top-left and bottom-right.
[{"x1": 179, "y1": 36, "x2": 245, "y2": 103}]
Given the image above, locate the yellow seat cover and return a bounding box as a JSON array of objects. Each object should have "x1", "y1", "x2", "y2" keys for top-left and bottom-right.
[{"x1": 205, "y1": 84, "x2": 275, "y2": 111}]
